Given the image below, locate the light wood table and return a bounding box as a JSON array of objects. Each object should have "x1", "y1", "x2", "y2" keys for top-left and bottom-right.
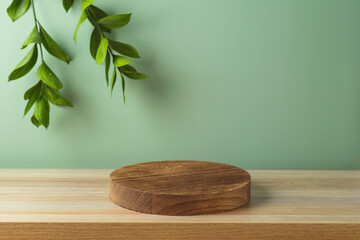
[{"x1": 0, "y1": 169, "x2": 359, "y2": 240}]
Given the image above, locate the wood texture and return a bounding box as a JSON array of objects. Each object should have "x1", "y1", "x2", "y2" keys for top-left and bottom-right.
[
  {"x1": 0, "y1": 169, "x2": 359, "y2": 240},
  {"x1": 109, "y1": 161, "x2": 251, "y2": 215}
]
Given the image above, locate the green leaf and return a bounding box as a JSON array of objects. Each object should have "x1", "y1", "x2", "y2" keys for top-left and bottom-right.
[
  {"x1": 121, "y1": 64, "x2": 137, "y2": 72},
  {"x1": 39, "y1": 24, "x2": 70, "y2": 63},
  {"x1": 21, "y1": 26, "x2": 42, "y2": 49},
  {"x1": 37, "y1": 61, "x2": 63, "y2": 90},
  {"x1": 105, "y1": 53, "x2": 110, "y2": 86},
  {"x1": 98, "y1": 14, "x2": 131, "y2": 29},
  {"x1": 34, "y1": 96, "x2": 50, "y2": 128},
  {"x1": 90, "y1": 28, "x2": 101, "y2": 60},
  {"x1": 24, "y1": 80, "x2": 42, "y2": 100},
  {"x1": 119, "y1": 65, "x2": 149, "y2": 80},
  {"x1": 81, "y1": 0, "x2": 95, "y2": 11},
  {"x1": 87, "y1": 5, "x2": 106, "y2": 21},
  {"x1": 24, "y1": 82, "x2": 43, "y2": 116},
  {"x1": 121, "y1": 74, "x2": 125, "y2": 103},
  {"x1": 8, "y1": 44, "x2": 38, "y2": 81},
  {"x1": 73, "y1": 11, "x2": 87, "y2": 43},
  {"x1": 96, "y1": 37, "x2": 108, "y2": 65},
  {"x1": 86, "y1": 5, "x2": 111, "y2": 33},
  {"x1": 63, "y1": 0, "x2": 74, "y2": 12},
  {"x1": 31, "y1": 115, "x2": 42, "y2": 128},
  {"x1": 108, "y1": 39, "x2": 140, "y2": 58},
  {"x1": 122, "y1": 71, "x2": 149, "y2": 80},
  {"x1": 111, "y1": 66, "x2": 117, "y2": 95},
  {"x1": 44, "y1": 85, "x2": 73, "y2": 107},
  {"x1": 113, "y1": 55, "x2": 133, "y2": 67},
  {"x1": 7, "y1": 0, "x2": 31, "y2": 22}
]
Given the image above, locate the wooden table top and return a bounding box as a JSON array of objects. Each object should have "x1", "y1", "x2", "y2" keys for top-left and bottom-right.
[{"x1": 0, "y1": 169, "x2": 359, "y2": 240}]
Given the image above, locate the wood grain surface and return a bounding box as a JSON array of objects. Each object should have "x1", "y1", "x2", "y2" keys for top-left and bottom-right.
[
  {"x1": 0, "y1": 169, "x2": 359, "y2": 239},
  {"x1": 110, "y1": 161, "x2": 251, "y2": 215}
]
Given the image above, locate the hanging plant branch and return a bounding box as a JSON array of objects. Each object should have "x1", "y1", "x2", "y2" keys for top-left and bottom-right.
[
  {"x1": 74, "y1": 1, "x2": 149, "y2": 102},
  {"x1": 7, "y1": 0, "x2": 73, "y2": 129},
  {"x1": 6, "y1": 0, "x2": 148, "y2": 129}
]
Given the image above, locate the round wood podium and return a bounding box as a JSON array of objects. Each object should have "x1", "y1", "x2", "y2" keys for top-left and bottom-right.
[{"x1": 109, "y1": 161, "x2": 251, "y2": 216}]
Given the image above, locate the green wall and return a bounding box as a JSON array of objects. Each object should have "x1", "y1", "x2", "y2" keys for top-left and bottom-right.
[{"x1": 0, "y1": 0, "x2": 359, "y2": 169}]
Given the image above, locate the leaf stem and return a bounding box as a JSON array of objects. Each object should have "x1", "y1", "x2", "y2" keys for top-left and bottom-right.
[
  {"x1": 85, "y1": 8, "x2": 104, "y2": 38},
  {"x1": 31, "y1": 0, "x2": 44, "y2": 61},
  {"x1": 85, "y1": 7, "x2": 114, "y2": 58}
]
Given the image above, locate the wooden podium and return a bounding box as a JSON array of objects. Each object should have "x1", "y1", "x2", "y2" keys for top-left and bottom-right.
[{"x1": 109, "y1": 161, "x2": 251, "y2": 215}]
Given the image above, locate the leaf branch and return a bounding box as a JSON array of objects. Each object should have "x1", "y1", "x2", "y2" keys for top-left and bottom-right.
[
  {"x1": 31, "y1": 0, "x2": 44, "y2": 61},
  {"x1": 77, "y1": 3, "x2": 148, "y2": 102},
  {"x1": 7, "y1": 0, "x2": 73, "y2": 128}
]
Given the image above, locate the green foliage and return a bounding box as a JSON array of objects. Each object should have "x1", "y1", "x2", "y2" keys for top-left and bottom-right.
[
  {"x1": 96, "y1": 37, "x2": 108, "y2": 64},
  {"x1": 7, "y1": 0, "x2": 31, "y2": 22},
  {"x1": 110, "y1": 66, "x2": 117, "y2": 95},
  {"x1": 119, "y1": 64, "x2": 148, "y2": 80},
  {"x1": 24, "y1": 80, "x2": 41, "y2": 100},
  {"x1": 44, "y1": 85, "x2": 73, "y2": 107},
  {"x1": 8, "y1": 44, "x2": 38, "y2": 81},
  {"x1": 121, "y1": 70, "x2": 149, "y2": 80},
  {"x1": 86, "y1": 5, "x2": 111, "y2": 33},
  {"x1": 79, "y1": 3, "x2": 148, "y2": 101},
  {"x1": 39, "y1": 24, "x2": 70, "y2": 63},
  {"x1": 73, "y1": 11, "x2": 87, "y2": 43},
  {"x1": 121, "y1": 74, "x2": 125, "y2": 103},
  {"x1": 113, "y1": 55, "x2": 133, "y2": 67},
  {"x1": 7, "y1": 0, "x2": 148, "y2": 128},
  {"x1": 31, "y1": 115, "x2": 42, "y2": 127},
  {"x1": 21, "y1": 26, "x2": 41, "y2": 49},
  {"x1": 7, "y1": 0, "x2": 72, "y2": 129},
  {"x1": 24, "y1": 81, "x2": 42, "y2": 116},
  {"x1": 98, "y1": 14, "x2": 132, "y2": 29},
  {"x1": 63, "y1": 0, "x2": 74, "y2": 12},
  {"x1": 105, "y1": 53, "x2": 110, "y2": 86},
  {"x1": 37, "y1": 61, "x2": 63, "y2": 90},
  {"x1": 34, "y1": 96, "x2": 50, "y2": 128},
  {"x1": 81, "y1": 0, "x2": 95, "y2": 11},
  {"x1": 89, "y1": 28, "x2": 101, "y2": 59},
  {"x1": 120, "y1": 64, "x2": 137, "y2": 72},
  {"x1": 108, "y1": 39, "x2": 140, "y2": 58}
]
